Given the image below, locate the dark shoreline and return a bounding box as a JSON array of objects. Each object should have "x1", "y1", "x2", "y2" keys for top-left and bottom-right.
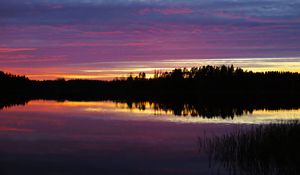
[
  {"x1": 2, "y1": 65, "x2": 300, "y2": 118},
  {"x1": 2, "y1": 65, "x2": 300, "y2": 99}
]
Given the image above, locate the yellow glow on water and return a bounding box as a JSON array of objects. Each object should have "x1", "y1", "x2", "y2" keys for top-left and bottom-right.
[{"x1": 5, "y1": 100, "x2": 300, "y2": 124}]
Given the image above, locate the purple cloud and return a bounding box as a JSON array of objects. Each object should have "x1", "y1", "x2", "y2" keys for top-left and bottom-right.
[{"x1": 0, "y1": 0, "x2": 300, "y2": 79}]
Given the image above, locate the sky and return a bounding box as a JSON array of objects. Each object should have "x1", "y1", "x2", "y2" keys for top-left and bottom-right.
[{"x1": 1, "y1": 0, "x2": 300, "y2": 80}]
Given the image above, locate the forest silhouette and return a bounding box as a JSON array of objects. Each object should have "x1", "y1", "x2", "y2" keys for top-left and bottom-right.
[{"x1": 2, "y1": 65, "x2": 300, "y2": 118}]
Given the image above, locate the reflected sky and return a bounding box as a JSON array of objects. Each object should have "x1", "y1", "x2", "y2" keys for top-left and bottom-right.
[
  {"x1": 0, "y1": 100, "x2": 237, "y2": 175},
  {"x1": 0, "y1": 100, "x2": 299, "y2": 174},
  {"x1": 2, "y1": 100, "x2": 300, "y2": 124}
]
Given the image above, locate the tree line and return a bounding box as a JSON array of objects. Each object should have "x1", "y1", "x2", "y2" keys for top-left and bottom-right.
[
  {"x1": 2, "y1": 65, "x2": 300, "y2": 115},
  {"x1": 1, "y1": 65, "x2": 300, "y2": 101}
]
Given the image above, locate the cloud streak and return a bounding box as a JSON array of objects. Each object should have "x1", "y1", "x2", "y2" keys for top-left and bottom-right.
[
  {"x1": 138, "y1": 8, "x2": 193, "y2": 15},
  {"x1": 0, "y1": 48, "x2": 36, "y2": 53},
  {"x1": 0, "y1": 0, "x2": 300, "y2": 79}
]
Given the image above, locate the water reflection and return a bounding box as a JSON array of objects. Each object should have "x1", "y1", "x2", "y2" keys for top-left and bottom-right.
[
  {"x1": 0, "y1": 100, "x2": 232, "y2": 175},
  {"x1": 118, "y1": 101, "x2": 252, "y2": 118},
  {"x1": 0, "y1": 98, "x2": 29, "y2": 110},
  {"x1": 0, "y1": 99, "x2": 300, "y2": 174},
  {"x1": 1, "y1": 100, "x2": 300, "y2": 124}
]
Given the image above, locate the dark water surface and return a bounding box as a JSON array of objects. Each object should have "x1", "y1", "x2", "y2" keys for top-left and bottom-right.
[{"x1": 0, "y1": 100, "x2": 299, "y2": 175}]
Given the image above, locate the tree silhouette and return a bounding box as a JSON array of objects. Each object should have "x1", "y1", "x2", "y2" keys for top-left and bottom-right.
[{"x1": 1, "y1": 65, "x2": 300, "y2": 105}]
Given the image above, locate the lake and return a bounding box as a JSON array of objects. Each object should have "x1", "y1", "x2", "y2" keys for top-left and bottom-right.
[{"x1": 0, "y1": 100, "x2": 300, "y2": 174}]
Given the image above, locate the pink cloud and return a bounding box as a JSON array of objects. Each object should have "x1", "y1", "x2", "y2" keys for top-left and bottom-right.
[
  {"x1": 211, "y1": 10, "x2": 300, "y2": 24},
  {"x1": 83, "y1": 31, "x2": 125, "y2": 35},
  {"x1": 63, "y1": 41, "x2": 148, "y2": 47},
  {"x1": 0, "y1": 55, "x2": 66, "y2": 63},
  {"x1": 0, "y1": 54, "x2": 33, "y2": 59},
  {"x1": 0, "y1": 126, "x2": 32, "y2": 132},
  {"x1": 138, "y1": 8, "x2": 193, "y2": 16},
  {"x1": 0, "y1": 47, "x2": 36, "y2": 53}
]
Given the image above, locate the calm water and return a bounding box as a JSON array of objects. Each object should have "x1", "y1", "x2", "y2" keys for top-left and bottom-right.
[{"x1": 1, "y1": 100, "x2": 300, "y2": 175}]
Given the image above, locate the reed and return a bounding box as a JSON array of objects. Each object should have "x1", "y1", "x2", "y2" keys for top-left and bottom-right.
[{"x1": 199, "y1": 121, "x2": 300, "y2": 175}]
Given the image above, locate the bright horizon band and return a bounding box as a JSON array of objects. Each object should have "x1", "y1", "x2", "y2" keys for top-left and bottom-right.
[{"x1": 2, "y1": 57, "x2": 300, "y2": 80}]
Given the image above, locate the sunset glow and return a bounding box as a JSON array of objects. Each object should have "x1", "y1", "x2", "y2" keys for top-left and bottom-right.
[
  {"x1": 3, "y1": 100, "x2": 300, "y2": 124},
  {"x1": 1, "y1": 0, "x2": 300, "y2": 79},
  {"x1": 2, "y1": 2, "x2": 300, "y2": 174},
  {"x1": 2, "y1": 57, "x2": 300, "y2": 80}
]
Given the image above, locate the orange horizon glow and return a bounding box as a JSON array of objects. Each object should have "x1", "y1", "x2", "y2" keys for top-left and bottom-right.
[
  {"x1": 1, "y1": 1, "x2": 300, "y2": 81},
  {"x1": 2, "y1": 57, "x2": 300, "y2": 80}
]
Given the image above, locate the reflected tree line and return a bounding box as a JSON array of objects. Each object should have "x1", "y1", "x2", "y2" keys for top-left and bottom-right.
[
  {"x1": 2, "y1": 65, "x2": 300, "y2": 118},
  {"x1": 2, "y1": 98, "x2": 300, "y2": 118},
  {"x1": 117, "y1": 99, "x2": 300, "y2": 118}
]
